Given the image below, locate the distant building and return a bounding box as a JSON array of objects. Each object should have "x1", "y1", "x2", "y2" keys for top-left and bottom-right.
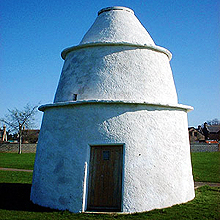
[
  {"x1": 208, "y1": 125, "x2": 220, "y2": 141},
  {"x1": 189, "y1": 126, "x2": 205, "y2": 142},
  {"x1": 22, "y1": 129, "x2": 40, "y2": 143},
  {"x1": 189, "y1": 123, "x2": 220, "y2": 142},
  {"x1": 0, "y1": 125, "x2": 7, "y2": 142}
]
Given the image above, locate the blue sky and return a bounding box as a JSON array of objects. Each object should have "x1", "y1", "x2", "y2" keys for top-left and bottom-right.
[{"x1": 1, "y1": 0, "x2": 219, "y2": 129}]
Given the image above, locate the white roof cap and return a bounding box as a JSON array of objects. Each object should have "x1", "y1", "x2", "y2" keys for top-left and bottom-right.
[
  {"x1": 80, "y1": 6, "x2": 155, "y2": 46},
  {"x1": 98, "y1": 6, "x2": 134, "y2": 15}
]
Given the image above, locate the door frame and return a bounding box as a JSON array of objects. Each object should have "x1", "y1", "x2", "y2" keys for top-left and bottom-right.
[{"x1": 85, "y1": 143, "x2": 125, "y2": 212}]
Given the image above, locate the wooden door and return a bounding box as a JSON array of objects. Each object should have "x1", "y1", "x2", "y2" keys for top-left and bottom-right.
[{"x1": 87, "y1": 145, "x2": 123, "y2": 212}]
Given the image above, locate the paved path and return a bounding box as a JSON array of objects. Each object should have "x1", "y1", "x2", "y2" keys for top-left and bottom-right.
[
  {"x1": 0, "y1": 167, "x2": 33, "y2": 172},
  {"x1": 194, "y1": 181, "x2": 220, "y2": 188},
  {"x1": 1, "y1": 167, "x2": 219, "y2": 188}
]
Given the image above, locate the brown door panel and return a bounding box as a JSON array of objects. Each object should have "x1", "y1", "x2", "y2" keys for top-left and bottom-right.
[{"x1": 87, "y1": 145, "x2": 123, "y2": 211}]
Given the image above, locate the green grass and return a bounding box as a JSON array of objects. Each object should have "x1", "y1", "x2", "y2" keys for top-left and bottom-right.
[
  {"x1": 1, "y1": 152, "x2": 220, "y2": 183},
  {"x1": 0, "y1": 152, "x2": 219, "y2": 219},
  {"x1": 0, "y1": 152, "x2": 219, "y2": 183},
  {"x1": 191, "y1": 152, "x2": 220, "y2": 182},
  {"x1": 0, "y1": 171, "x2": 33, "y2": 184},
  {"x1": 0, "y1": 186, "x2": 219, "y2": 219},
  {"x1": 0, "y1": 153, "x2": 35, "y2": 170}
]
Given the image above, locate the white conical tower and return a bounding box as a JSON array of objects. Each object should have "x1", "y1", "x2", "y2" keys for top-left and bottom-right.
[
  {"x1": 55, "y1": 6, "x2": 176, "y2": 105},
  {"x1": 31, "y1": 7, "x2": 194, "y2": 213}
]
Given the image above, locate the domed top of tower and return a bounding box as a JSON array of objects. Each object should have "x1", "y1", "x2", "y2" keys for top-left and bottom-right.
[{"x1": 80, "y1": 6, "x2": 155, "y2": 46}]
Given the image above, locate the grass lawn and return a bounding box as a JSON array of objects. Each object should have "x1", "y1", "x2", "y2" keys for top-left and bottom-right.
[
  {"x1": 191, "y1": 152, "x2": 220, "y2": 183},
  {"x1": 0, "y1": 153, "x2": 35, "y2": 170},
  {"x1": 0, "y1": 152, "x2": 219, "y2": 219},
  {"x1": 0, "y1": 152, "x2": 219, "y2": 182},
  {"x1": 0, "y1": 183, "x2": 219, "y2": 219},
  {"x1": 0, "y1": 171, "x2": 32, "y2": 184}
]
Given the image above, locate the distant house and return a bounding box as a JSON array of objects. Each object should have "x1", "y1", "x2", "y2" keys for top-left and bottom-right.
[
  {"x1": 189, "y1": 124, "x2": 220, "y2": 142},
  {"x1": 188, "y1": 127, "x2": 205, "y2": 142},
  {"x1": 22, "y1": 129, "x2": 40, "y2": 144},
  {"x1": 208, "y1": 125, "x2": 220, "y2": 141}
]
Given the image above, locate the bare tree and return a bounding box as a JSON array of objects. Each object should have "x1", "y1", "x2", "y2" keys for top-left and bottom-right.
[
  {"x1": 207, "y1": 118, "x2": 220, "y2": 125},
  {"x1": 0, "y1": 103, "x2": 38, "y2": 154}
]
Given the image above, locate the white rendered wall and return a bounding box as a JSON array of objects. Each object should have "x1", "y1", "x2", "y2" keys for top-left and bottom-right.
[
  {"x1": 31, "y1": 102, "x2": 195, "y2": 213},
  {"x1": 54, "y1": 46, "x2": 178, "y2": 105}
]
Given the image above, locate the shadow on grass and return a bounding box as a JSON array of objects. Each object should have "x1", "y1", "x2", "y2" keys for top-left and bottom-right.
[{"x1": 0, "y1": 183, "x2": 57, "y2": 212}]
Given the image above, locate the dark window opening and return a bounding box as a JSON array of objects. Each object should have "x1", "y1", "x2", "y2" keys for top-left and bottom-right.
[{"x1": 73, "y1": 94, "x2": 77, "y2": 101}]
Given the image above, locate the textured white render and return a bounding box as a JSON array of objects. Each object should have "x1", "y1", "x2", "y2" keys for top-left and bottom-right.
[
  {"x1": 31, "y1": 102, "x2": 194, "y2": 213},
  {"x1": 31, "y1": 6, "x2": 195, "y2": 213},
  {"x1": 55, "y1": 46, "x2": 177, "y2": 104},
  {"x1": 80, "y1": 6, "x2": 155, "y2": 45},
  {"x1": 57, "y1": 6, "x2": 175, "y2": 104}
]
